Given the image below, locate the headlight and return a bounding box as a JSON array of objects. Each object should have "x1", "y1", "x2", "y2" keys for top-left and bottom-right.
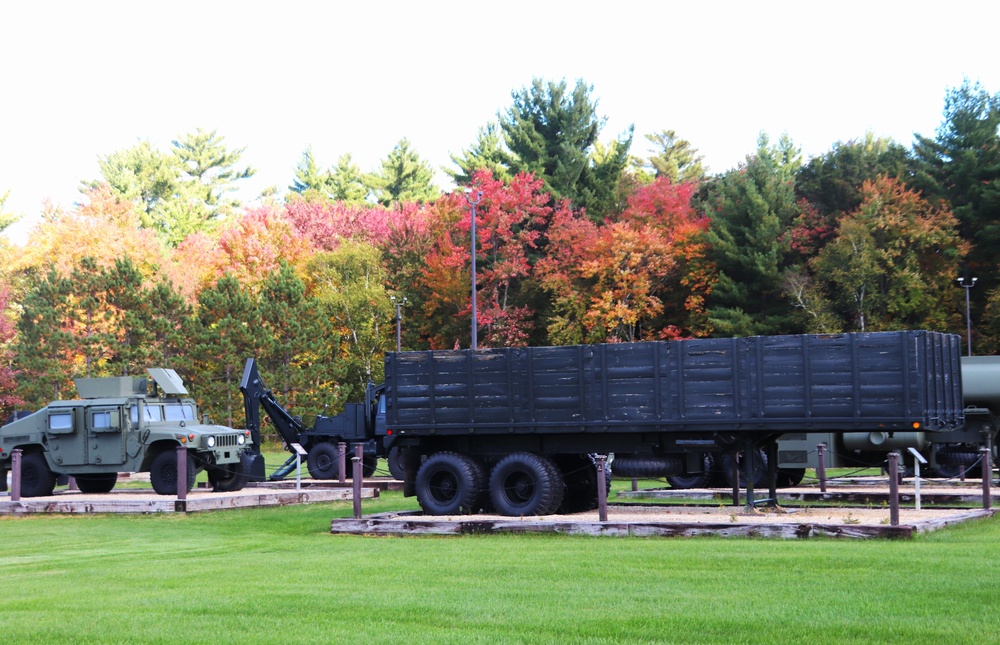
[
  {"x1": 237, "y1": 434, "x2": 246, "y2": 445},
  {"x1": 206, "y1": 436, "x2": 216, "y2": 448}
]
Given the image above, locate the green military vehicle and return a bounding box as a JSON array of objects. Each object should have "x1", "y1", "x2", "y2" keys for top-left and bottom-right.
[{"x1": 0, "y1": 368, "x2": 254, "y2": 497}]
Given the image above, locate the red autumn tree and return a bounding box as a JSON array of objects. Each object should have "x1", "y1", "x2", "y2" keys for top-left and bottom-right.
[
  {"x1": 419, "y1": 170, "x2": 559, "y2": 348},
  {"x1": 538, "y1": 176, "x2": 711, "y2": 343}
]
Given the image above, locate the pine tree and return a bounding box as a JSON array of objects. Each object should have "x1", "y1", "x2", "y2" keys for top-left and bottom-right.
[
  {"x1": 643, "y1": 130, "x2": 706, "y2": 183},
  {"x1": 289, "y1": 147, "x2": 334, "y2": 196},
  {"x1": 67, "y1": 257, "x2": 114, "y2": 378},
  {"x1": 500, "y1": 78, "x2": 632, "y2": 220},
  {"x1": 13, "y1": 267, "x2": 75, "y2": 405},
  {"x1": 103, "y1": 257, "x2": 154, "y2": 376},
  {"x1": 258, "y1": 263, "x2": 343, "y2": 419},
  {"x1": 911, "y1": 79, "x2": 1000, "y2": 292},
  {"x1": 447, "y1": 122, "x2": 511, "y2": 186},
  {"x1": 700, "y1": 133, "x2": 803, "y2": 336},
  {"x1": 186, "y1": 275, "x2": 259, "y2": 426},
  {"x1": 145, "y1": 280, "x2": 192, "y2": 368},
  {"x1": 368, "y1": 139, "x2": 439, "y2": 206},
  {"x1": 329, "y1": 153, "x2": 371, "y2": 204}
]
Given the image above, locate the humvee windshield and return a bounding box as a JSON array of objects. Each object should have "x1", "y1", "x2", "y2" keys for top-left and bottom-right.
[{"x1": 130, "y1": 402, "x2": 195, "y2": 425}]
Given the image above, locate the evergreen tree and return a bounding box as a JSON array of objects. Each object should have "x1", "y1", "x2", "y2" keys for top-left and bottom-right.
[
  {"x1": 911, "y1": 79, "x2": 1000, "y2": 293},
  {"x1": 67, "y1": 257, "x2": 114, "y2": 378},
  {"x1": 84, "y1": 141, "x2": 180, "y2": 230},
  {"x1": 447, "y1": 122, "x2": 511, "y2": 186},
  {"x1": 257, "y1": 263, "x2": 343, "y2": 419},
  {"x1": 368, "y1": 139, "x2": 439, "y2": 205},
  {"x1": 172, "y1": 128, "x2": 256, "y2": 211},
  {"x1": 13, "y1": 267, "x2": 75, "y2": 405},
  {"x1": 186, "y1": 275, "x2": 259, "y2": 427},
  {"x1": 699, "y1": 133, "x2": 803, "y2": 336},
  {"x1": 87, "y1": 129, "x2": 256, "y2": 246},
  {"x1": 289, "y1": 147, "x2": 334, "y2": 196},
  {"x1": 145, "y1": 280, "x2": 192, "y2": 368},
  {"x1": 103, "y1": 257, "x2": 154, "y2": 376},
  {"x1": 797, "y1": 133, "x2": 911, "y2": 217},
  {"x1": 329, "y1": 153, "x2": 371, "y2": 204},
  {"x1": 643, "y1": 130, "x2": 706, "y2": 183},
  {"x1": 500, "y1": 78, "x2": 632, "y2": 220}
]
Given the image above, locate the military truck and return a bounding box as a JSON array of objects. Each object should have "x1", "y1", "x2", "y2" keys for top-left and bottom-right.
[
  {"x1": 0, "y1": 368, "x2": 254, "y2": 497},
  {"x1": 244, "y1": 331, "x2": 979, "y2": 516}
]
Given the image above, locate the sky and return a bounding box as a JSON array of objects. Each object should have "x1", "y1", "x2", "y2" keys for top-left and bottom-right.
[{"x1": 2, "y1": 1, "x2": 999, "y2": 244}]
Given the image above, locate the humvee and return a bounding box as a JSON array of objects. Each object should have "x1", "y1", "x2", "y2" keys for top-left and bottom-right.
[{"x1": 0, "y1": 368, "x2": 254, "y2": 497}]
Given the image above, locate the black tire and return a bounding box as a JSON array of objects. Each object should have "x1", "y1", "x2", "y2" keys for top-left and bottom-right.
[
  {"x1": 666, "y1": 453, "x2": 715, "y2": 489},
  {"x1": 387, "y1": 446, "x2": 405, "y2": 480},
  {"x1": 776, "y1": 468, "x2": 806, "y2": 488},
  {"x1": 415, "y1": 452, "x2": 486, "y2": 515},
  {"x1": 610, "y1": 455, "x2": 684, "y2": 479},
  {"x1": 18, "y1": 452, "x2": 56, "y2": 497},
  {"x1": 75, "y1": 473, "x2": 118, "y2": 494},
  {"x1": 306, "y1": 443, "x2": 341, "y2": 480},
  {"x1": 722, "y1": 449, "x2": 768, "y2": 489},
  {"x1": 489, "y1": 452, "x2": 565, "y2": 517},
  {"x1": 208, "y1": 453, "x2": 250, "y2": 492},
  {"x1": 935, "y1": 450, "x2": 980, "y2": 467},
  {"x1": 149, "y1": 450, "x2": 196, "y2": 495}
]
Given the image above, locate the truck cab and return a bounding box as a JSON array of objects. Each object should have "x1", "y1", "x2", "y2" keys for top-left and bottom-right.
[{"x1": 1, "y1": 368, "x2": 253, "y2": 497}]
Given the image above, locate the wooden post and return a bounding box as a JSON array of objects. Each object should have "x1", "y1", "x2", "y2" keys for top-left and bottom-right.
[
  {"x1": 982, "y1": 447, "x2": 992, "y2": 511},
  {"x1": 817, "y1": 443, "x2": 827, "y2": 493},
  {"x1": 766, "y1": 441, "x2": 778, "y2": 505},
  {"x1": 631, "y1": 478, "x2": 638, "y2": 492},
  {"x1": 68, "y1": 476, "x2": 78, "y2": 492},
  {"x1": 10, "y1": 448, "x2": 21, "y2": 501},
  {"x1": 731, "y1": 452, "x2": 740, "y2": 508},
  {"x1": 176, "y1": 445, "x2": 188, "y2": 502},
  {"x1": 352, "y1": 443, "x2": 363, "y2": 519},
  {"x1": 338, "y1": 442, "x2": 347, "y2": 484},
  {"x1": 887, "y1": 451, "x2": 900, "y2": 526},
  {"x1": 596, "y1": 455, "x2": 608, "y2": 522},
  {"x1": 744, "y1": 445, "x2": 756, "y2": 510}
]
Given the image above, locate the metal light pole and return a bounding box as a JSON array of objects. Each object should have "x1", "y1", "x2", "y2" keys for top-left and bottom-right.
[
  {"x1": 465, "y1": 189, "x2": 483, "y2": 350},
  {"x1": 390, "y1": 296, "x2": 408, "y2": 352},
  {"x1": 957, "y1": 276, "x2": 977, "y2": 356}
]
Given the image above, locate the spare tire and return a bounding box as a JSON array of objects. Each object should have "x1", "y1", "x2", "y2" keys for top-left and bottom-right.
[
  {"x1": 611, "y1": 455, "x2": 684, "y2": 479},
  {"x1": 666, "y1": 453, "x2": 715, "y2": 489},
  {"x1": 935, "y1": 449, "x2": 980, "y2": 467}
]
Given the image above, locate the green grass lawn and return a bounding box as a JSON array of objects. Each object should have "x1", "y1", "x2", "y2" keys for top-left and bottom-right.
[{"x1": 1, "y1": 490, "x2": 998, "y2": 645}]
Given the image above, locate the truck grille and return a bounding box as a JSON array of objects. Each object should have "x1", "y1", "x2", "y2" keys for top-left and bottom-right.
[{"x1": 214, "y1": 434, "x2": 241, "y2": 448}]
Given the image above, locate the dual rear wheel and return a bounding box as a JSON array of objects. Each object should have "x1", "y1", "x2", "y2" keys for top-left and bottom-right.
[{"x1": 415, "y1": 451, "x2": 600, "y2": 517}]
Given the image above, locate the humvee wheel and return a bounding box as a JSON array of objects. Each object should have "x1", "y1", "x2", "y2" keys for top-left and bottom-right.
[
  {"x1": 19, "y1": 452, "x2": 57, "y2": 497},
  {"x1": 150, "y1": 450, "x2": 196, "y2": 495},
  {"x1": 75, "y1": 473, "x2": 118, "y2": 494},
  {"x1": 208, "y1": 454, "x2": 250, "y2": 492}
]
